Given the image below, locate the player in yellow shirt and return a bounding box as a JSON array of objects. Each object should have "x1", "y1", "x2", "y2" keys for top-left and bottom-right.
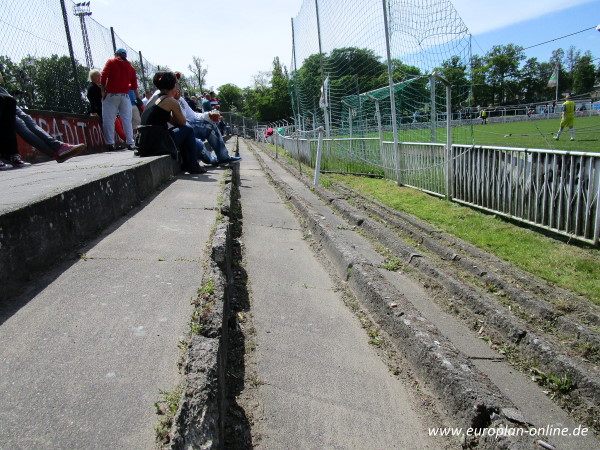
[{"x1": 554, "y1": 95, "x2": 575, "y2": 141}]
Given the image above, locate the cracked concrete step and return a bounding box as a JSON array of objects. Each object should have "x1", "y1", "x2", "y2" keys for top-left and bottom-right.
[
  {"x1": 0, "y1": 152, "x2": 180, "y2": 302},
  {"x1": 247, "y1": 140, "x2": 600, "y2": 450},
  {"x1": 0, "y1": 153, "x2": 229, "y2": 448},
  {"x1": 239, "y1": 141, "x2": 446, "y2": 449}
]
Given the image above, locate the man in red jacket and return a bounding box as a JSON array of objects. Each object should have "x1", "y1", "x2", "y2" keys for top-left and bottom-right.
[{"x1": 100, "y1": 48, "x2": 138, "y2": 150}]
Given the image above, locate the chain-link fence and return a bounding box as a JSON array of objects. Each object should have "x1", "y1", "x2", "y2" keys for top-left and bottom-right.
[{"x1": 0, "y1": 0, "x2": 158, "y2": 113}]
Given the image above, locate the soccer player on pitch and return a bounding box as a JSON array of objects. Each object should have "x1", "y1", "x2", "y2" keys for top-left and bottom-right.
[{"x1": 554, "y1": 95, "x2": 575, "y2": 141}]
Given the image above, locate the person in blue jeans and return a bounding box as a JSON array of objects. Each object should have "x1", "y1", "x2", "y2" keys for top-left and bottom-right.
[
  {"x1": 140, "y1": 71, "x2": 204, "y2": 174},
  {"x1": 188, "y1": 111, "x2": 241, "y2": 165},
  {"x1": 0, "y1": 72, "x2": 85, "y2": 169},
  {"x1": 176, "y1": 93, "x2": 240, "y2": 165}
]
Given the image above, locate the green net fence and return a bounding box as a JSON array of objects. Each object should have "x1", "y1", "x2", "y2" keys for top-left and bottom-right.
[{"x1": 290, "y1": 0, "x2": 474, "y2": 156}]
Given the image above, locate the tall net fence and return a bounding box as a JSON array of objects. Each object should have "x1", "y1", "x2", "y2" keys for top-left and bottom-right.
[
  {"x1": 290, "y1": 0, "x2": 474, "y2": 174},
  {"x1": 0, "y1": 0, "x2": 158, "y2": 114}
]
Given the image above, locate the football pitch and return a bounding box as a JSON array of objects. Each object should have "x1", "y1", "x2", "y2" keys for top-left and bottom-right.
[{"x1": 458, "y1": 116, "x2": 600, "y2": 152}]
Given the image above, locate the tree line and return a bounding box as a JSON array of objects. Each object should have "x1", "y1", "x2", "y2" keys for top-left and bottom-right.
[
  {"x1": 1, "y1": 43, "x2": 597, "y2": 121},
  {"x1": 206, "y1": 43, "x2": 598, "y2": 122}
]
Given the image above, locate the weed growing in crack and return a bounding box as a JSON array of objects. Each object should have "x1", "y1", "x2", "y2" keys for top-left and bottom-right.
[
  {"x1": 530, "y1": 365, "x2": 575, "y2": 398},
  {"x1": 381, "y1": 255, "x2": 403, "y2": 271},
  {"x1": 154, "y1": 387, "x2": 182, "y2": 446},
  {"x1": 199, "y1": 279, "x2": 215, "y2": 297}
]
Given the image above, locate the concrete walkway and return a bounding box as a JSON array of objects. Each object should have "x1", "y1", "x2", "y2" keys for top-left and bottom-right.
[
  {"x1": 243, "y1": 141, "x2": 600, "y2": 450},
  {"x1": 0, "y1": 153, "x2": 228, "y2": 448},
  {"x1": 239, "y1": 141, "x2": 441, "y2": 449}
]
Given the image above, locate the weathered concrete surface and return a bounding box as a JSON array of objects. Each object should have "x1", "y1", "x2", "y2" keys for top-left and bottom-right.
[
  {"x1": 0, "y1": 164, "x2": 225, "y2": 448},
  {"x1": 239, "y1": 143, "x2": 444, "y2": 449},
  {"x1": 249, "y1": 141, "x2": 600, "y2": 450},
  {"x1": 0, "y1": 152, "x2": 180, "y2": 302},
  {"x1": 168, "y1": 172, "x2": 239, "y2": 450}
]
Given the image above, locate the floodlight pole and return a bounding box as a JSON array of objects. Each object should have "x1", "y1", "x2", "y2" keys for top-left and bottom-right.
[
  {"x1": 59, "y1": 0, "x2": 78, "y2": 83},
  {"x1": 73, "y1": 2, "x2": 94, "y2": 70},
  {"x1": 382, "y1": 0, "x2": 400, "y2": 185}
]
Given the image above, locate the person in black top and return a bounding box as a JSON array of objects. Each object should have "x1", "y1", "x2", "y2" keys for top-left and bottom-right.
[
  {"x1": 140, "y1": 71, "x2": 204, "y2": 174},
  {"x1": 183, "y1": 92, "x2": 197, "y2": 112},
  {"x1": 86, "y1": 69, "x2": 102, "y2": 118}
]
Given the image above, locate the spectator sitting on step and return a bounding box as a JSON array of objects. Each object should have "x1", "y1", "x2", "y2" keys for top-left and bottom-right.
[
  {"x1": 0, "y1": 70, "x2": 85, "y2": 170},
  {"x1": 183, "y1": 92, "x2": 197, "y2": 112},
  {"x1": 142, "y1": 90, "x2": 153, "y2": 106},
  {"x1": 140, "y1": 71, "x2": 205, "y2": 174},
  {"x1": 176, "y1": 93, "x2": 241, "y2": 165},
  {"x1": 190, "y1": 96, "x2": 200, "y2": 112},
  {"x1": 209, "y1": 91, "x2": 219, "y2": 110},
  {"x1": 217, "y1": 115, "x2": 226, "y2": 136},
  {"x1": 201, "y1": 92, "x2": 211, "y2": 112},
  {"x1": 172, "y1": 86, "x2": 216, "y2": 165}
]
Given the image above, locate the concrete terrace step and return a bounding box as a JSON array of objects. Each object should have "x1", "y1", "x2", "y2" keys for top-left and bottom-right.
[
  {"x1": 0, "y1": 150, "x2": 231, "y2": 448},
  {"x1": 0, "y1": 151, "x2": 179, "y2": 302}
]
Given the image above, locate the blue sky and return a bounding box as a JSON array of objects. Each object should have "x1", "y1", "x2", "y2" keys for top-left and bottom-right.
[
  {"x1": 455, "y1": 0, "x2": 600, "y2": 62},
  {"x1": 88, "y1": 0, "x2": 599, "y2": 90}
]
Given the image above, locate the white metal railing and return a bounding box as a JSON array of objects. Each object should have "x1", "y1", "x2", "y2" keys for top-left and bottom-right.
[{"x1": 263, "y1": 129, "x2": 600, "y2": 245}]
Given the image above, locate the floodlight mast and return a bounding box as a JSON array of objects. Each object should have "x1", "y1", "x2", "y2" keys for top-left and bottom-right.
[{"x1": 73, "y1": 1, "x2": 94, "y2": 70}]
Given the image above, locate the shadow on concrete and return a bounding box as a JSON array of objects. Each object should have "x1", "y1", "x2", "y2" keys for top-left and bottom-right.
[{"x1": 0, "y1": 176, "x2": 178, "y2": 326}]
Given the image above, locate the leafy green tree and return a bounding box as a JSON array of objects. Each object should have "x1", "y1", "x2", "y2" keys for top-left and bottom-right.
[
  {"x1": 519, "y1": 58, "x2": 544, "y2": 103},
  {"x1": 217, "y1": 83, "x2": 244, "y2": 112},
  {"x1": 32, "y1": 55, "x2": 88, "y2": 113},
  {"x1": 390, "y1": 59, "x2": 422, "y2": 81},
  {"x1": 572, "y1": 53, "x2": 596, "y2": 95},
  {"x1": 565, "y1": 46, "x2": 581, "y2": 73},
  {"x1": 241, "y1": 57, "x2": 293, "y2": 122},
  {"x1": 438, "y1": 56, "x2": 469, "y2": 106},
  {"x1": 549, "y1": 48, "x2": 571, "y2": 94},
  {"x1": 469, "y1": 55, "x2": 490, "y2": 106},
  {"x1": 326, "y1": 47, "x2": 386, "y2": 93},
  {"x1": 188, "y1": 56, "x2": 207, "y2": 94},
  {"x1": 484, "y1": 44, "x2": 525, "y2": 104},
  {"x1": 270, "y1": 57, "x2": 292, "y2": 121}
]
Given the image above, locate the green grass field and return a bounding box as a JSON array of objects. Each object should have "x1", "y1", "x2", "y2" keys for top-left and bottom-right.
[
  {"x1": 375, "y1": 116, "x2": 600, "y2": 152},
  {"x1": 469, "y1": 116, "x2": 600, "y2": 152}
]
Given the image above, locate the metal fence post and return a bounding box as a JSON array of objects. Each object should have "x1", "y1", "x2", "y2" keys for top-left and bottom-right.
[
  {"x1": 110, "y1": 27, "x2": 117, "y2": 53},
  {"x1": 59, "y1": 0, "x2": 80, "y2": 96},
  {"x1": 430, "y1": 74, "x2": 437, "y2": 143},
  {"x1": 367, "y1": 93, "x2": 384, "y2": 166},
  {"x1": 445, "y1": 83, "x2": 453, "y2": 200},
  {"x1": 139, "y1": 51, "x2": 147, "y2": 92},
  {"x1": 382, "y1": 0, "x2": 400, "y2": 185},
  {"x1": 314, "y1": 127, "x2": 324, "y2": 186}
]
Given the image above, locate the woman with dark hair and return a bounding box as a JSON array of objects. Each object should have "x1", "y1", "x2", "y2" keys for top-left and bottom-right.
[{"x1": 140, "y1": 71, "x2": 204, "y2": 174}]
